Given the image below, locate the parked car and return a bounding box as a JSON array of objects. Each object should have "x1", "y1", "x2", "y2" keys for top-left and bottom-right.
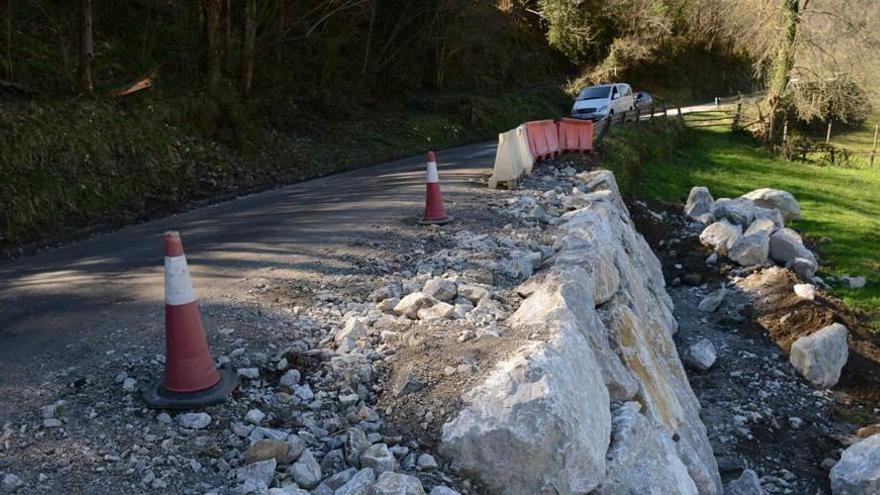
[
  {"x1": 634, "y1": 91, "x2": 653, "y2": 109},
  {"x1": 570, "y1": 83, "x2": 635, "y2": 121}
]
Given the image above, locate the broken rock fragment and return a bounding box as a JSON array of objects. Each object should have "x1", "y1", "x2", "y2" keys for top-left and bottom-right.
[
  {"x1": 698, "y1": 289, "x2": 727, "y2": 313},
  {"x1": 684, "y1": 339, "x2": 717, "y2": 371},
  {"x1": 741, "y1": 188, "x2": 801, "y2": 222},
  {"x1": 685, "y1": 186, "x2": 715, "y2": 224},
  {"x1": 699, "y1": 219, "x2": 742, "y2": 256},
  {"x1": 394, "y1": 292, "x2": 438, "y2": 320},
  {"x1": 789, "y1": 323, "x2": 848, "y2": 388}
]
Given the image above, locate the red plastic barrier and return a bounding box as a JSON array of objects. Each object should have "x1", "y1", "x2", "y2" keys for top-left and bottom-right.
[
  {"x1": 557, "y1": 118, "x2": 594, "y2": 153},
  {"x1": 525, "y1": 120, "x2": 560, "y2": 161}
]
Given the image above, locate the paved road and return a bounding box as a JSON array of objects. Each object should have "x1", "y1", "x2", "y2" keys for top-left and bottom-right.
[{"x1": 0, "y1": 142, "x2": 497, "y2": 403}]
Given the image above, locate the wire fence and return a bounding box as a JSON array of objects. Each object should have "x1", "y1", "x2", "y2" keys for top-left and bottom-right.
[
  {"x1": 592, "y1": 103, "x2": 672, "y2": 141},
  {"x1": 593, "y1": 97, "x2": 879, "y2": 168}
]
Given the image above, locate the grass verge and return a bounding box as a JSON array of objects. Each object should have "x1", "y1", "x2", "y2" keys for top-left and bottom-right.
[{"x1": 631, "y1": 125, "x2": 880, "y2": 328}]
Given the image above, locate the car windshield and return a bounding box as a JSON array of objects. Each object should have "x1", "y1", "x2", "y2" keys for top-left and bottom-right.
[{"x1": 577, "y1": 85, "x2": 611, "y2": 100}]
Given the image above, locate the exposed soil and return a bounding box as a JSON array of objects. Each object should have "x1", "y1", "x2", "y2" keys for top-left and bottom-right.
[{"x1": 631, "y1": 198, "x2": 880, "y2": 494}]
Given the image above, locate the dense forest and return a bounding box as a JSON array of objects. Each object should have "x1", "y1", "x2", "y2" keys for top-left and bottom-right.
[
  {"x1": 0, "y1": 1, "x2": 762, "y2": 104},
  {"x1": 0, "y1": 0, "x2": 876, "y2": 246}
]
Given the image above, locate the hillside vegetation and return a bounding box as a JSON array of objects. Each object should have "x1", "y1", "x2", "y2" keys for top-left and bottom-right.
[
  {"x1": 14, "y1": 0, "x2": 875, "y2": 246},
  {"x1": 0, "y1": 0, "x2": 760, "y2": 247}
]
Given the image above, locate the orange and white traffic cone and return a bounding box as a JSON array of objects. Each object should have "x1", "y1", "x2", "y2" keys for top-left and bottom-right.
[
  {"x1": 143, "y1": 231, "x2": 238, "y2": 409},
  {"x1": 419, "y1": 151, "x2": 453, "y2": 225}
]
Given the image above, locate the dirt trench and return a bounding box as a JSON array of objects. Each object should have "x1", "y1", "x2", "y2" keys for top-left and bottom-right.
[{"x1": 631, "y1": 200, "x2": 880, "y2": 494}]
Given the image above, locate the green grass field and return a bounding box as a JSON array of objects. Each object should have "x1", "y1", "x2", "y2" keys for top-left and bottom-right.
[
  {"x1": 830, "y1": 113, "x2": 880, "y2": 162},
  {"x1": 633, "y1": 125, "x2": 880, "y2": 328}
]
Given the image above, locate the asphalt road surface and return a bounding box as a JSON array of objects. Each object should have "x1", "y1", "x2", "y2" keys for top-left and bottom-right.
[{"x1": 0, "y1": 142, "x2": 497, "y2": 411}]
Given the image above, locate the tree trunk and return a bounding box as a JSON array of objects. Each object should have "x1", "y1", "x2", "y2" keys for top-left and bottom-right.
[
  {"x1": 361, "y1": 1, "x2": 375, "y2": 75},
  {"x1": 276, "y1": 0, "x2": 286, "y2": 62},
  {"x1": 221, "y1": 0, "x2": 232, "y2": 71},
  {"x1": 201, "y1": 0, "x2": 222, "y2": 92},
  {"x1": 78, "y1": 0, "x2": 94, "y2": 95},
  {"x1": 241, "y1": 0, "x2": 256, "y2": 98},
  {"x1": 767, "y1": 0, "x2": 799, "y2": 143},
  {"x1": 2, "y1": 0, "x2": 11, "y2": 80}
]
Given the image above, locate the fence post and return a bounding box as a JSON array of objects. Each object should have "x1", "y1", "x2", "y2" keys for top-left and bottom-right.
[
  {"x1": 676, "y1": 107, "x2": 682, "y2": 120},
  {"x1": 634, "y1": 108, "x2": 640, "y2": 124},
  {"x1": 731, "y1": 103, "x2": 741, "y2": 132},
  {"x1": 782, "y1": 120, "x2": 789, "y2": 144},
  {"x1": 826, "y1": 121, "x2": 832, "y2": 144},
  {"x1": 650, "y1": 104, "x2": 654, "y2": 119},
  {"x1": 663, "y1": 105, "x2": 668, "y2": 117},
  {"x1": 871, "y1": 123, "x2": 879, "y2": 167}
]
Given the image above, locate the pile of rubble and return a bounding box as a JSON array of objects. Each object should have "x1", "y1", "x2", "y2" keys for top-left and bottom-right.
[
  {"x1": 675, "y1": 184, "x2": 880, "y2": 494},
  {"x1": 684, "y1": 186, "x2": 853, "y2": 391},
  {"x1": 687, "y1": 187, "x2": 820, "y2": 280}
]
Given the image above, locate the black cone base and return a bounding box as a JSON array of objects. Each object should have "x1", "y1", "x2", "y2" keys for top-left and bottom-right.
[
  {"x1": 419, "y1": 215, "x2": 454, "y2": 225},
  {"x1": 143, "y1": 368, "x2": 239, "y2": 410}
]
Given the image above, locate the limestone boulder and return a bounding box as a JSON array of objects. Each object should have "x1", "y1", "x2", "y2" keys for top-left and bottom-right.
[
  {"x1": 440, "y1": 321, "x2": 611, "y2": 495},
  {"x1": 579, "y1": 169, "x2": 630, "y2": 216},
  {"x1": 360, "y1": 443, "x2": 397, "y2": 475},
  {"x1": 790, "y1": 323, "x2": 848, "y2": 388},
  {"x1": 457, "y1": 284, "x2": 490, "y2": 304},
  {"x1": 713, "y1": 196, "x2": 787, "y2": 231},
  {"x1": 741, "y1": 188, "x2": 801, "y2": 221},
  {"x1": 841, "y1": 276, "x2": 867, "y2": 289},
  {"x1": 393, "y1": 292, "x2": 438, "y2": 320},
  {"x1": 713, "y1": 198, "x2": 756, "y2": 227},
  {"x1": 698, "y1": 289, "x2": 726, "y2": 313},
  {"x1": 237, "y1": 459, "x2": 277, "y2": 493},
  {"x1": 794, "y1": 283, "x2": 817, "y2": 300},
  {"x1": 553, "y1": 213, "x2": 622, "y2": 305},
  {"x1": 422, "y1": 278, "x2": 457, "y2": 302},
  {"x1": 685, "y1": 187, "x2": 715, "y2": 224},
  {"x1": 699, "y1": 220, "x2": 742, "y2": 256},
  {"x1": 596, "y1": 402, "x2": 698, "y2": 495},
  {"x1": 509, "y1": 268, "x2": 638, "y2": 401},
  {"x1": 335, "y1": 317, "x2": 368, "y2": 353},
  {"x1": 417, "y1": 302, "x2": 455, "y2": 321},
  {"x1": 684, "y1": 339, "x2": 717, "y2": 371},
  {"x1": 769, "y1": 228, "x2": 817, "y2": 268},
  {"x1": 787, "y1": 257, "x2": 819, "y2": 280},
  {"x1": 369, "y1": 472, "x2": 426, "y2": 495},
  {"x1": 335, "y1": 469, "x2": 376, "y2": 495},
  {"x1": 287, "y1": 449, "x2": 321, "y2": 489},
  {"x1": 751, "y1": 204, "x2": 785, "y2": 230},
  {"x1": 729, "y1": 218, "x2": 773, "y2": 266},
  {"x1": 831, "y1": 434, "x2": 880, "y2": 494},
  {"x1": 725, "y1": 469, "x2": 765, "y2": 495}
]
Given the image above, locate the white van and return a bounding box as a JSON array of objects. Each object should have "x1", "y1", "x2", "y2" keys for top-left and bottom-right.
[{"x1": 570, "y1": 83, "x2": 635, "y2": 121}]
